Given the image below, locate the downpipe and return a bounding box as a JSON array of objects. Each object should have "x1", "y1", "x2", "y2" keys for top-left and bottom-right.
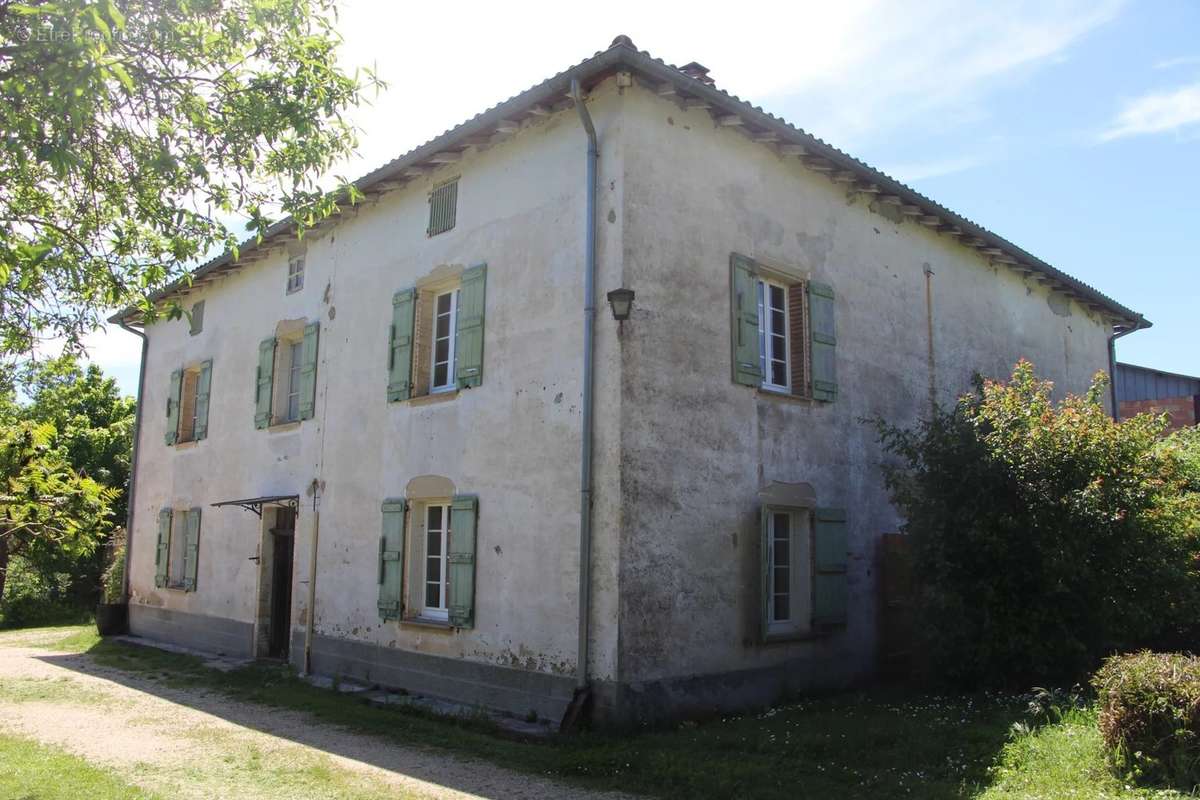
[
  {"x1": 1107, "y1": 316, "x2": 1147, "y2": 421},
  {"x1": 565, "y1": 77, "x2": 598, "y2": 726},
  {"x1": 116, "y1": 320, "x2": 149, "y2": 607},
  {"x1": 302, "y1": 480, "x2": 321, "y2": 675}
]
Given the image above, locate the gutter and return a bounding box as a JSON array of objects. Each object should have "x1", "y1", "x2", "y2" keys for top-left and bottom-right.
[
  {"x1": 1108, "y1": 316, "x2": 1150, "y2": 421},
  {"x1": 115, "y1": 320, "x2": 149, "y2": 605},
  {"x1": 569, "y1": 78, "x2": 597, "y2": 705}
]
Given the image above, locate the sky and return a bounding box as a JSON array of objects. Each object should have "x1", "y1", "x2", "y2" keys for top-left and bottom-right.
[{"x1": 87, "y1": 0, "x2": 1199, "y2": 395}]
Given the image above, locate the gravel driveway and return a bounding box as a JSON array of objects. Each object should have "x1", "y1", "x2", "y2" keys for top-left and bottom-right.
[{"x1": 0, "y1": 628, "x2": 635, "y2": 800}]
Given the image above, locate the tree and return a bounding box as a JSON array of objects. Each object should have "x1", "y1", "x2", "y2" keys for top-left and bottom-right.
[
  {"x1": 0, "y1": 419, "x2": 116, "y2": 602},
  {"x1": 0, "y1": 0, "x2": 380, "y2": 356},
  {"x1": 875, "y1": 360, "x2": 1200, "y2": 688}
]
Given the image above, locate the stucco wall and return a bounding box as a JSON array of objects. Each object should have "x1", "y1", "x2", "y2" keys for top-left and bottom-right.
[
  {"x1": 128, "y1": 80, "x2": 629, "y2": 691},
  {"x1": 612, "y1": 82, "x2": 1113, "y2": 693}
]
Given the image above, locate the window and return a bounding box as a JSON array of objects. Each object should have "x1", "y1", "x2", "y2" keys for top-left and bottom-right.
[
  {"x1": 423, "y1": 503, "x2": 451, "y2": 620},
  {"x1": 155, "y1": 507, "x2": 201, "y2": 591},
  {"x1": 189, "y1": 300, "x2": 205, "y2": 335},
  {"x1": 760, "y1": 504, "x2": 848, "y2": 641},
  {"x1": 427, "y1": 178, "x2": 458, "y2": 237},
  {"x1": 286, "y1": 255, "x2": 305, "y2": 294},
  {"x1": 165, "y1": 361, "x2": 212, "y2": 445},
  {"x1": 387, "y1": 264, "x2": 486, "y2": 402},
  {"x1": 757, "y1": 279, "x2": 790, "y2": 392},
  {"x1": 730, "y1": 253, "x2": 836, "y2": 401},
  {"x1": 431, "y1": 289, "x2": 459, "y2": 392},
  {"x1": 285, "y1": 340, "x2": 303, "y2": 421},
  {"x1": 254, "y1": 322, "x2": 319, "y2": 429},
  {"x1": 176, "y1": 368, "x2": 201, "y2": 443}
]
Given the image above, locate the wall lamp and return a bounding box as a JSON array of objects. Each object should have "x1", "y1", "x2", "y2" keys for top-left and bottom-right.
[{"x1": 606, "y1": 288, "x2": 635, "y2": 321}]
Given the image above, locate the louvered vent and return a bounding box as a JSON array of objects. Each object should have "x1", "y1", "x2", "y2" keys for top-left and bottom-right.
[{"x1": 427, "y1": 179, "x2": 458, "y2": 237}]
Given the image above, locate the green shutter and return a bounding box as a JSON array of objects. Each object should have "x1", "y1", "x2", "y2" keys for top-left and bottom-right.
[
  {"x1": 388, "y1": 288, "x2": 416, "y2": 401},
  {"x1": 255, "y1": 337, "x2": 276, "y2": 429},
  {"x1": 730, "y1": 253, "x2": 762, "y2": 386},
  {"x1": 194, "y1": 360, "x2": 213, "y2": 440},
  {"x1": 455, "y1": 263, "x2": 487, "y2": 389},
  {"x1": 447, "y1": 495, "x2": 478, "y2": 628},
  {"x1": 813, "y1": 507, "x2": 848, "y2": 626},
  {"x1": 299, "y1": 321, "x2": 319, "y2": 420},
  {"x1": 809, "y1": 282, "x2": 837, "y2": 402},
  {"x1": 154, "y1": 509, "x2": 171, "y2": 588},
  {"x1": 165, "y1": 368, "x2": 182, "y2": 445},
  {"x1": 182, "y1": 508, "x2": 201, "y2": 592},
  {"x1": 378, "y1": 498, "x2": 407, "y2": 620}
]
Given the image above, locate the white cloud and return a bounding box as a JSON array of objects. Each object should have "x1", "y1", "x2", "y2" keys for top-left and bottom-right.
[
  {"x1": 1154, "y1": 55, "x2": 1200, "y2": 70},
  {"x1": 882, "y1": 153, "x2": 989, "y2": 183},
  {"x1": 1098, "y1": 83, "x2": 1200, "y2": 141}
]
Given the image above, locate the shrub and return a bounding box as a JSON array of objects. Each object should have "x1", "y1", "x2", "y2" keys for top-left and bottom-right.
[
  {"x1": 1093, "y1": 651, "x2": 1200, "y2": 788},
  {"x1": 875, "y1": 360, "x2": 1200, "y2": 688}
]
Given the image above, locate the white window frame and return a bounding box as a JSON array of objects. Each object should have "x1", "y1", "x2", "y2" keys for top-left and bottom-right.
[
  {"x1": 757, "y1": 278, "x2": 790, "y2": 393},
  {"x1": 430, "y1": 289, "x2": 459, "y2": 393},
  {"x1": 765, "y1": 507, "x2": 811, "y2": 638},
  {"x1": 286, "y1": 255, "x2": 305, "y2": 294},
  {"x1": 422, "y1": 502, "x2": 452, "y2": 621},
  {"x1": 285, "y1": 340, "x2": 303, "y2": 422}
]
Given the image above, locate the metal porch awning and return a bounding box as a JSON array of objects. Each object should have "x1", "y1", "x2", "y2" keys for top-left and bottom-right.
[{"x1": 211, "y1": 494, "x2": 299, "y2": 518}]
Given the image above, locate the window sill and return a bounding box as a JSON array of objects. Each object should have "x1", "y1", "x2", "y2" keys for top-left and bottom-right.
[
  {"x1": 407, "y1": 390, "x2": 459, "y2": 407},
  {"x1": 755, "y1": 387, "x2": 814, "y2": 405},
  {"x1": 267, "y1": 420, "x2": 302, "y2": 433},
  {"x1": 399, "y1": 616, "x2": 455, "y2": 632},
  {"x1": 173, "y1": 440, "x2": 200, "y2": 450},
  {"x1": 761, "y1": 625, "x2": 841, "y2": 645}
]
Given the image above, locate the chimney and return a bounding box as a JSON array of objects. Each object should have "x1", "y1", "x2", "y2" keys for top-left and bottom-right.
[{"x1": 679, "y1": 61, "x2": 715, "y2": 85}]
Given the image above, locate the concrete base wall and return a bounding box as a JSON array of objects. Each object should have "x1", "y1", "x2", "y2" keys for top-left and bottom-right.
[
  {"x1": 291, "y1": 631, "x2": 577, "y2": 723},
  {"x1": 129, "y1": 603, "x2": 255, "y2": 659}
]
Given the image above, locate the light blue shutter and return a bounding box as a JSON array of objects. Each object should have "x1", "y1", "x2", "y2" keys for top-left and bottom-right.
[
  {"x1": 378, "y1": 498, "x2": 407, "y2": 620},
  {"x1": 154, "y1": 509, "x2": 171, "y2": 588},
  {"x1": 813, "y1": 508, "x2": 848, "y2": 626},
  {"x1": 447, "y1": 495, "x2": 478, "y2": 628},
  {"x1": 255, "y1": 338, "x2": 276, "y2": 429},
  {"x1": 455, "y1": 263, "x2": 487, "y2": 389},
  {"x1": 388, "y1": 289, "x2": 416, "y2": 401},
  {"x1": 164, "y1": 369, "x2": 182, "y2": 445},
  {"x1": 194, "y1": 360, "x2": 213, "y2": 440},
  {"x1": 730, "y1": 254, "x2": 762, "y2": 386},
  {"x1": 299, "y1": 321, "x2": 319, "y2": 421},
  {"x1": 809, "y1": 282, "x2": 837, "y2": 402},
  {"x1": 182, "y1": 508, "x2": 201, "y2": 591}
]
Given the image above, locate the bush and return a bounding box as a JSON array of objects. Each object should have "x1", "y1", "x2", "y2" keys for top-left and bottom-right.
[
  {"x1": 0, "y1": 556, "x2": 90, "y2": 629},
  {"x1": 875, "y1": 360, "x2": 1200, "y2": 688},
  {"x1": 1094, "y1": 651, "x2": 1200, "y2": 788}
]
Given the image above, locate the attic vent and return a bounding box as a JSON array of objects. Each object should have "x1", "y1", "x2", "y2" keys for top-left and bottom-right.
[
  {"x1": 679, "y1": 61, "x2": 714, "y2": 85},
  {"x1": 428, "y1": 178, "x2": 458, "y2": 237}
]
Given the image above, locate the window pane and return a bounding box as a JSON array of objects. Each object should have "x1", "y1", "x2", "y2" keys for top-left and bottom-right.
[
  {"x1": 771, "y1": 308, "x2": 786, "y2": 335},
  {"x1": 773, "y1": 512, "x2": 790, "y2": 539},
  {"x1": 769, "y1": 283, "x2": 785, "y2": 309},
  {"x1": 427, "y1": 506, "x2": 442, "y2": 530},
  {"x1": 425, "y1": 582, "x2": 440, "y2": 608},
  {"x1": 433, "y1": 363, "x2": 448, "y2": 388},
  {"x1": 426, "y1": 555, "x2": 441, "y2": 580},
  {"x1": 434, "y1": 338, "x2": 450, "y2": 363},
  {"x1": 771, "y1": 361, "x2": 787, "y2": 387},
  {"x1": 774, "y1": 566, "x2": 789, "y2": 591},
  {"x1": 773, "y1": 593, "x2": 790, "y2": 621},
  {"x1": 436, "y1": 292, "x2": 452, "y2": 315},
  {"x1": 774, "y1": 538, "x2": 789, "y2": 567}
]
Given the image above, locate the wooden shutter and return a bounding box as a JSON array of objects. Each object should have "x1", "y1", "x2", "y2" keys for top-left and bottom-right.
[
  {"x1": 455, "y1": 263, "x2": 487, "y2": 389},
  {"x1": 813, "y1": 507, "x2": 848, "y2": 626},
  {"x1": 427, "y1": 179, "x2": 458, "y2": 237},
  {"x1": 730, "y1": 254, "x2": 762, "y2": 386},
  {"x1": 164, "y1": 368, "x2": 182, "y2": 445},
  {"x1": 759, "y1": 506, "x2": 771, "y2": 641},
  {"x1": 378, "y1": 498, "x2": 406, "y2": 620},
  {"x1": 154, "y1": 509, "x2": 171, "y2": 588},
  {"x1": 447, "y1": 495, "x2": 478, "y2": 628},
  {"x1": 194, "y1": 360, "x2": 213, "y2": 441},
  {"x1": 255, "y1": 338, "x2": 276, "y2": 429},
  {"x1": 388, "y1": 288, "x2": 416, "y2": 401},
  {"x1": 182, "y1": 508, "x2": 201, "y2": 592},
  {"x1": 809, "y1": 282, "x2": 837, "y2": 402},
  {"x1": 299, "y1": 321, "x2": 319, "y2": 420}
]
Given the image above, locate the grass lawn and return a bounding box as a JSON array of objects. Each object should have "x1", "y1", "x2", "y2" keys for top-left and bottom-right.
[
  {"x1": 0, "y1": 732, "x2": 159, "y2": 800},
  {"x1": 5, "y1": 626, "x2": 1190, "y2": 799}
]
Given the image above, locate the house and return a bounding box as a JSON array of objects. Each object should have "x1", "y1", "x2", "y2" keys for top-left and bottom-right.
[
  {"x1": 1115, "y1": 362, "x2": 1199, "y2": 430},
  {"x1": 112, "y1": 36, "x2": 1148, "y2": 725}
]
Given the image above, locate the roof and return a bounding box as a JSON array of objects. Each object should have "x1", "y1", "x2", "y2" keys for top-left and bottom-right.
[
  {"x1": 1114, "y1": 362, "x2": 1200, "y2": 403},
  {"x1": 111, "y1": 35, "x2": 1147, "y2": 328}
]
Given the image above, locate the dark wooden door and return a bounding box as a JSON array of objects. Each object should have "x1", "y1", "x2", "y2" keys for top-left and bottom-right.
[{"x1": 268, "y1": 509, "x2": 295, "y2": 659}]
